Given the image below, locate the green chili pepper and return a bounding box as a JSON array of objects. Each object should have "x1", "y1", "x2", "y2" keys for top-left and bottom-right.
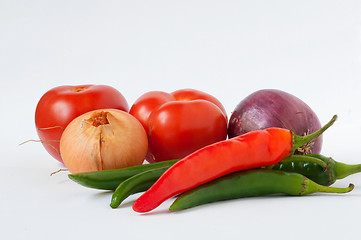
[
  {"x1": 69, "y1": 154, "x2": 328, "y2": 191},
  {"x1": 110, "y1": 167, "x2": 169, "y2": 208},
  {"x1": 69, "y1": 152, "x2": 360, "y2": 210},
  {"x1": 108, "y1": 156, "x2": 328, "y2": 208},
  {"x1": 68, "y1": 159, "x2": 178, "y2": 190},
  {"x1": 169, "y1": 169, "x2": 354, "y2": 211},
  {"x1": 272, "y1": 154, "x2": 361, "y2": 186}
]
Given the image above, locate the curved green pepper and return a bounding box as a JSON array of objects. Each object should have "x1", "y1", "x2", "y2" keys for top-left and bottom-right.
[
  {"x1": 109, "y1": 156, "x2": 327, "y2": 208},
  {"x1": 69, "y1": 155, "x2": 328, "y2": 191},
  {"x1": 110, "y1": 167, "x2": 169, "y2": 208},
  {"x1": 68, "y1": 159, "x2": 178, "y2": 190},
  {"x1": 68, "y1": 153, "x2": 361, "y2": 209},
  {"x1": 169, "y1": 169, "x2": 354, "y2": 211}
]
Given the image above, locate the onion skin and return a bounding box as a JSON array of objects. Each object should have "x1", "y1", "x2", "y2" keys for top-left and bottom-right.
[
  {"x1": 228, "y1": 89, "x2": 322, "y2": 154},
  {"x1": 60, "y1": 109, "x2": 148, "y2": 174}
]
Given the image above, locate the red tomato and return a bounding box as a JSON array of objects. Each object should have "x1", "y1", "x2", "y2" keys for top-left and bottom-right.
[
  {"x1": 130, "y1": 89, "x2": 228, "y2": 163},
  {"x1": 35, "y1": 85, "x2": 129, "y2": 163}
]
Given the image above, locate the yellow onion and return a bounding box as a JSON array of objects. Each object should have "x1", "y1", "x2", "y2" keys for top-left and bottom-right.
[{"x1": 60, "y1": 109, "x2": 148, "y2": 174}]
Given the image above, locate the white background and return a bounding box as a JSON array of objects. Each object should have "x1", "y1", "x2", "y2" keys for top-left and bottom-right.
[{"x1": 1, "y1": 0, "x2": 361, "y2": 239}]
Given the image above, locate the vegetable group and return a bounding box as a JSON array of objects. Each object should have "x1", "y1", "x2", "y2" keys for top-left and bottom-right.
[
  {"x1": 69, "y1": 150, "x2": 361, "y2": 209},
  {"x1": 132, "y1": 115, "x2": 336, "y2": 213},
  {"x1": 33, "y1": 86, "x2": 360, "y2": 214}
]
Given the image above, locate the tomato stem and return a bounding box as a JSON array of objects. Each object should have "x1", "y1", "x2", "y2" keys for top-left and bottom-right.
[{"x1": 72, "y1": 87, "x2": 88, "y2": 92}]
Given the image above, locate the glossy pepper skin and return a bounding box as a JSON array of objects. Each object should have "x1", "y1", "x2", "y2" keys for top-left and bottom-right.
[
  {"x1": 109, "y1": 154, "x2": 327, "y2": 208},
  {"x1": 169, "y1": 169, "x2": 354, "y2": 211},
  {"x1": 273, "y1": 154, "x2": 361, "y2": 186},
  {"x1": 132, "y1": 115, "x2": 336, "y2": 213},
  {"x1": 68, "y1": 154, "x2": 327, "y2": 192}
]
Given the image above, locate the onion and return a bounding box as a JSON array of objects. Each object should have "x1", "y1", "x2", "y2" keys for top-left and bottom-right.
[
  {"x1": 60, "y1": 109, "x2": 148, "y2": 174},
  {"x1": 228, "y1": 89, "x2": 322, "y2": 154}
]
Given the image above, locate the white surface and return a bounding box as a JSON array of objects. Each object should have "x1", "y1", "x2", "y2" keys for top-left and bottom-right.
[{"x1": 1, "y1": 1, "x2": 361, "y2": 239}]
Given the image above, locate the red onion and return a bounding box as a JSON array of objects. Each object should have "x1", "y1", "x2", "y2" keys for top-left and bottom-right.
[{"x1": 228, "y1": 89, "x2": 322, "y2": 154}]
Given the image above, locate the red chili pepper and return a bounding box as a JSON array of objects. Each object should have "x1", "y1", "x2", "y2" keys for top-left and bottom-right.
[{"x1": 132, "y1": 115, "x2": 337, "y2": 213}]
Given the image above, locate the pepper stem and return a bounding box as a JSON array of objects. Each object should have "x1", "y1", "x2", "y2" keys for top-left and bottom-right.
[
  {"x1": 280, "y1": 155, "x2": 327, "y2": 168},
  {"x1": 292, "y1": 115, "x2": 337, "y2": 153},
  {"x1": 303, "y1": 180, "x2": 354, "y2": 195},
  {"x1": 335, "y1": 161, "x2": 361, "y2": 180}
]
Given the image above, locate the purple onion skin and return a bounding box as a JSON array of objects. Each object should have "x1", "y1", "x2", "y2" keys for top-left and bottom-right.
[{"x1": 228, "y1": 89, "x2": 322, "y2": 154}]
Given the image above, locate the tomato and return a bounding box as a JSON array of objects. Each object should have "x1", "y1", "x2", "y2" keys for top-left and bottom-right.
[
  {"x1": 130, "y1": 89, "x2": 228, "y2": 163},
  {"x1": 35, "y1": 85, "x2": 129, "y2": 163}
]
